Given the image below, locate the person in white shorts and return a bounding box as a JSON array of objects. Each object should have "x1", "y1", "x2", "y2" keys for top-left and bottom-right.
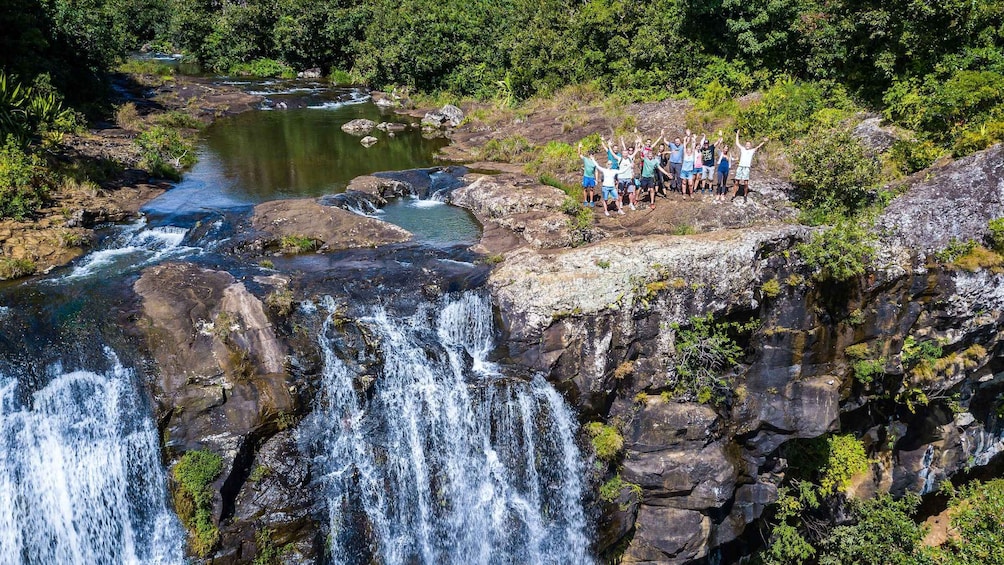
[
  {"x1": 590, "y1": 158, "x2": 625, "y2": 216},
  {"x1": 732, "y1": 131, "x2": 768, "y2": 203}
]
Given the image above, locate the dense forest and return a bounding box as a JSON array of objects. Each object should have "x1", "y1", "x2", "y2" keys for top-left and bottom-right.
[{"x1": 1, "y1": 0, "x2": 1002, "y2": 158}]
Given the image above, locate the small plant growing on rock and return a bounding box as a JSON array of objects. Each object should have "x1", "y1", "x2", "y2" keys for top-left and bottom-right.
[
  {"x1": 480, "y1": 253, "x2": 505, "y2": 265},
  {"x1": 585, "y1": 422, "x2": 624, "y2": 463},
  {"x1": 785, "y1": 273, "x2": 805, "y2": 288},
  {"x1": 797, "y1": 219, "x2": 876, "y2": 282},
  {"x1": 279, "y1": 235, "x2": 319, "y2": 254},
  {"x1": 599, "y1": 474, "x2": 643, "y2": 508},
  {"x1": 259, "y1": 259, "x2": 275, "y2": 269},
  {"x1": 173, "y1": 450, "x2": 223, "y2": 557},
  {"x1": 266, "y1": 288, "x2": 295, "y2": 317},
  {"x1": 249, "y1": 465, "x2": 271, "y2": 483},
  {"x1": 596, "y1": 259, "x2": 610, "y2": 269},
  {"x1": 667, "y1": 313, "x2": 756, "y2": 405},
  {"x1": 613, "y1": 361, "x2": 634, "y2": 380},
  {"x1": 275, "y1": 410, "x2": 296, "y2": 431},
  {"x1": 988, "y1": 218, "x2": 1004, "y2": 254},
  {"x1": 851, "y1": 358, "x2": 885, "y2": 384},
  {"x1": 761, "y1": 278, "x2": 782, "y2": 298}
]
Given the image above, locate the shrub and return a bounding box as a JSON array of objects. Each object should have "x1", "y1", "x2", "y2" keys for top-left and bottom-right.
[
  {"x1": 266, "y1": 287, "x2": 294, "y2": 316},
  {"x1": 135, "y1": 125, "x2": 196, "y2": 179},
  {"x1": 668, "y1": 313, "x2": 756, "y2": 404},
  {"x1": 585, "y1": 422, "x2": 624, "y2": 463},
  {"x1": 330, "y1": 69, "x2": 354, "y2": 86},
  {"x1": 851, "y1": 358, "x2": 885, "y2": 384},
  {"x1": 0, "y1": 138, "x2": 50, "y2": 219},
  {"x1": 935, "y1": 238, "x2": 977, "y2": 263},
  {"x1": 797, "y1": 220, "x2": 876, "y2": 282},
  {"x1": 818, "y1": 434, "x2": 869, "y2": 496},
  {"x1": 737, "y1": 79, "x2": 855, "y2": 141},
  {"x1": 789, "y1": 128, "x2": 881, "y2": 216},
  {"x1": 172, "y1": 450, "x2": 223, "y2": 557},
  {"x1": 0, "y1": 257, "x2": 36, "y2": 280},
  {"x1": 817, "y1": 494, "x2": 928, "y2": 565},
  {"x1": 988, "y1": 218, "x2": 1004, "y2": 254},
  {"x1": 229, "y1": 58, "x2": 296, "y2": 79},
  {"x1": 932, "y1": 479, "x2": 1004, "y2": 563},
  {"x1": 154, "y1": 111, "x2": 205, "y2": 130},
  {"x1": 117, "y1": 59, "x2": 176, "y2": 77},
  {"x1": 888, "y1": 138, "x2": 943, "y2": 174},
  {"x1": 115, "y1": 102, "x2": 143, "y2": 131}
]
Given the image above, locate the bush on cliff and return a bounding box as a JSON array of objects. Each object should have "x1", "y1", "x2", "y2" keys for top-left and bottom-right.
[
  {"x1": 585, "y1": 422, "x2": 624, "y2": 463},
  {"x1": 668, "y1": 313, "x2": 756, "y2": 405},
  {"x1": 789, "y1": 128, "x2": 881, "y2": 217},
  {"x1": 173, "y1": 449, "x2": 223, "y2": 557},
  {"x1": 797, "y1": 219, "x2": 876, "y2": 282}
]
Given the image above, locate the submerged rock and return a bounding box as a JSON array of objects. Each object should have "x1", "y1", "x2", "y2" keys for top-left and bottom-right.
[
  {"x1": 360, "y1": 135, "x2": 378, "y2": 147},
  {"x1": 250, "y1": 198, "x2": 411, "y2": 252},
  {"x1": 341, "y1": 118, "x2": 377, "y2": 135}
]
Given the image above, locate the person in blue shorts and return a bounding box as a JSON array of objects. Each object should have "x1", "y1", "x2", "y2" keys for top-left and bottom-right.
[
  {"x1": 578, "y1": 142, "x2": 597, "y2": 207},
  {"x1": 590, "y1": 159, "x2": 625, "y2": 216}
]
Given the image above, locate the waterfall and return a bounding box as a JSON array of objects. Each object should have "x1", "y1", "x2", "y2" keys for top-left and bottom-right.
[
  {"x1": 0, "y1": 349, "x2": 184, "y2": 565},
  {"x1": 302, "y1": 292, "x2": 592, "y2": 565}
]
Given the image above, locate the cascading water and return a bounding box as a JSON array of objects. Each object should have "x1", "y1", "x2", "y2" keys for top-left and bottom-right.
[
  {"x1": 0, "y1": 349, "x2": 184, "y2": 565},
  {"x1": 301, "y1": 291, "x2": 592, "y2": 565}
]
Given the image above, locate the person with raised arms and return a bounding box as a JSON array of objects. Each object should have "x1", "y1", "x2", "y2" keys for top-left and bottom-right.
[
  {"x1": 732, "y1": 131, "x2": 769, "y2": 204},
  {"x1": 578, "y1": 142, "x2": 598, "y2": 207},
  {"x1": 589, "y1": 156, "x2": 625, "y2": 216}
]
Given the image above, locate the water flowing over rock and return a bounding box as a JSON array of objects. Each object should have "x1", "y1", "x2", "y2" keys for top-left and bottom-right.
[
  {"x1": 0, "y1": 351, "x2": 184, "y2": 565},
  {"x1": 299, "y1": 291, "x2": 591, "y2": 564}
]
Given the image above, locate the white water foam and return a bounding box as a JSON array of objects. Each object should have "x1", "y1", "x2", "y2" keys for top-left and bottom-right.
[
  {"x1": 58, "y1": 222, "x2": 194, "y2": 281},
  {"x1": 302, "y1": 292, "x2": 591, "y2": 565},
  {"x1": 0, "y1": 350, "x2": 184, "y2": 565}
]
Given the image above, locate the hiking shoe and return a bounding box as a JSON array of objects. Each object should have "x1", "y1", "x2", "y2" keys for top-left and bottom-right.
[
  {"x1": 605, "y1": 210, "x2": 610, "y2": 216},
  {"x1": 629, "y1": 203, "x2": 636, "y2": 210},
  {"x1": 618, "y1": 209, "x2": 625, "y2": 215}
]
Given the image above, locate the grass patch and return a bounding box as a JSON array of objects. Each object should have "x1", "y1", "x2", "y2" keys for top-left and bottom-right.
[
  {"x1": 480, "y1": 134, "x2": 533, "y2": 162},
  {"x1": 172, "y1": 450, "x2": 223, "y2": 557},
  {"x1": 585, "y1": 422, "x2": 624, "y2": 463},
  {"x1": 613, "y1": 360, "x2": 634, "y2": 380},
  {"x1": 479, "y1": 253, "x2": 504, "y2": 265},
  {"x1": 952, "y1": 245, "x2": 1004, "y2": 272},
  {"x1": 266, "y1": 287, "x2": 294, "y2": 316},
  {"x1": 154, "y1": 111, "x2": 204, "y2": 130},
  {"x1": 0, "y1": 257, "x2": 36, "y2": 280},
  {"x1": 115, "y1": 102, "x2": 143, "y2": 131},
  {"x1": 279, "y1": 235, "x2": 319, "y2": 254},
  {"x1": 229, "y1": 58, "x2": 296, "y2": 79}
]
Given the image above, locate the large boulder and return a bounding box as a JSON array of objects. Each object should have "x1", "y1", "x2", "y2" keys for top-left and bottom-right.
[
  {"x1": 877, "y1": 144, "x2": 1004, "y2": 261},
  {"x1": 297, "y1": 67, "x2": 322, "y2": 79},
  {"x1": 422, "y1": 104, "x2": 465, "y2": 128},
  {"x1": 250, "y1": 198, "x2": 411, "y2": 252},
  {"x1": 852, "y1": 116, "x2": 906, "y2": 153},
  {"x1": 341, "y1": 118, "x2": 377, "y2": 135}
]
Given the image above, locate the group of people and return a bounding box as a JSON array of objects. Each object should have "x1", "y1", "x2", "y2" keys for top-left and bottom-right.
[{"x1": 578, "y1": 130, "x2": 769, "y2": 216}]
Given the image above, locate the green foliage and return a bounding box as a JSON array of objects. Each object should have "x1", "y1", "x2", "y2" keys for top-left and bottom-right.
[
  {"x1": 932, "y1": 479, "x2": 1004, "y2": 564},
  {"x1": 936, "y1": 238, "x2": 977, "y2": 263},
  {"x1": 851, "y1": 358, "x2": 885, "y2": 385},
  {"x1": 668, "y1": 313, "x2": 756, "y2": 405},
  {"x1": 598, "y1": 474, "x2": 642, "y2": 508},
  {"x1": 761, "y1": 278, "x2": 781, "y2": 298},
  {"x1": 172, "y1": 450, "x2": 223, "y2": 557},
  {"x1": 0, "y1": 138, "x2": 51, "y2": 220},
  {"x1": 584, "y1": 422, "x2": 623, "y2": 463},
  {"x1": 154, "y1": 111, "x2": 204, "y2": 130},
  {"x1": 888, "y1": 139, "x2": 943, "y2": 175},
  {"x1": 266, "y1": 287, "x2": 295, "y2": 316},
  {"x1": 249, "y1": 465, "x2": 271, "y2": 483},
  {"x1": 737, "y1": 80, "x2": 855, "y2": 141},
  {"x1": 901, "y1": 336, "x2": 943, "y2": 368},
  {"x1": 279, "y1": 235, "x2": 318, "y2": 254},
  {"x1": 480, "y1": 135, "x2": 533, "y2": 162},
  {"x1": 989, "y1": 218, "x2": 1004, "y2": 255},
  {"x1": 135, "y1": 125, "x2": 196, "y2": 180},
  {"x1": 117, "y1": 59, "x2": 176, "y2": 77},
  {"x1": 0, "y1": 257, "x2": 37, "y2": 280},
  {"x1": 789, "y1": 128, "x2": 881, "y2": 216},
  {"x1": 229, "y1": 58, "x2": 296, "y2": 79},
  {"x1": 817, "y1": 494, "x2": 931, "y2": 565},
  {"x1": 0, "y1": 71, "x2": 76, "y2": 145},
  {"x1": 818, "y1": 434, "x2": 869, "y2": 496},
  {"x1": 253, "y1": 528, "x2": 290, "y2": 565},
  {"x1": 797, "y1": 220, "x2": 876, "y2": 282}
]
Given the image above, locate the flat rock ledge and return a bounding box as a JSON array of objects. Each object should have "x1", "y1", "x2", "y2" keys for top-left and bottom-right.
[{"x1": 251, "y1": 198, "x2": 411, "y2": 252}]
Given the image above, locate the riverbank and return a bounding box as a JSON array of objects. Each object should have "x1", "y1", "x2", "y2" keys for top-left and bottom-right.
[{"x1": 0, "y1": 73, "x2": 260, "y2": 280}]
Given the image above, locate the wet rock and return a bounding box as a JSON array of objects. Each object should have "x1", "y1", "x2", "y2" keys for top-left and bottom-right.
[
  {"x1": 622, "y1": 506, "x2": 709, "y2": 563},
  {"x1": 422, "y1": 104, "x2": 464, "y2": 128},
  {"x1": 297, "y1": 67, "x2": 322, "y2": 79},
  {"x1": 376, "y1": 121, "x2": 407, "y2": 132},
  {"x1": 250, "y1": 198, "x2": 411, "y2": 252},
  {"x1": 360, "y1": 135, "x2": 378, "y2": 147},
  {"x1": 341, "y1": 118, "x2": 377, "y2": 135},
  {"x1": 342, "y1": 175, "x2": 415, "y2": 206}
]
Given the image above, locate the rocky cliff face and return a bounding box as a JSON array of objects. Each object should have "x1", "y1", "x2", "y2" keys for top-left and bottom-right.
[{"x1": 484, "y1": 144, "x2": 1004, "y2": 562}]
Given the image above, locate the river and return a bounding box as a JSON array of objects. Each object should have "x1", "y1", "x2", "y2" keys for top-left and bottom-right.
[{"x1": 0, "y1": 78, "x2": 592, "y2": 564}]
